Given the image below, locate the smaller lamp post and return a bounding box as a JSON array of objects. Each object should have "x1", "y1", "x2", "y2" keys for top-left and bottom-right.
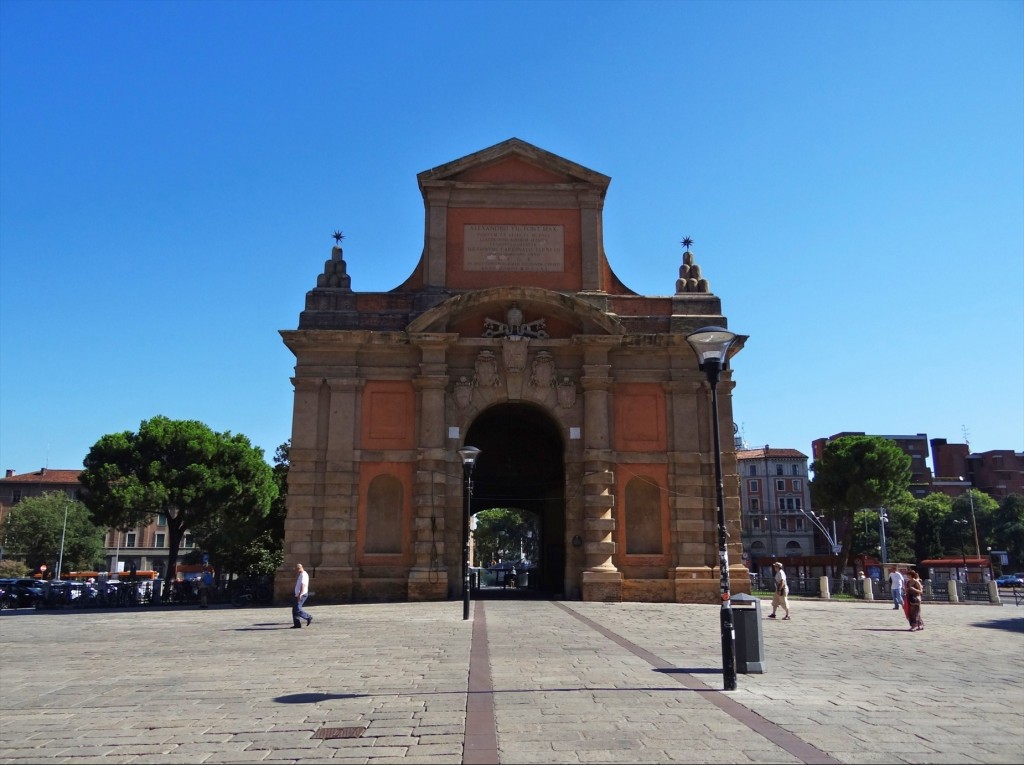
[
  {"x1": 686, "y1": 325, "x2": 740, "y2": 692},
  {"x1": 55, "y1": 499, "x2": 71, "y2": 580},
  {"x1": 959, "y1": 477, "x2": 981, "y2": 558},
  {"x1": 953, "y1": 518, "x2": 969, "y2": 583},
  {"x1": 458, "y1": 446, "x2": 481, "y2": 620},
  {"x1": 878, "y1": 508, "x2": 889, "y2": 565}
]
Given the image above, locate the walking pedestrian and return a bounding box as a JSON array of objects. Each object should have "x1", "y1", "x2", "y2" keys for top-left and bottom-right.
[
  {"x1": 888, "y1": 567, "x2": 905, "y2": 610},
  {"x1": 767, "y1": 561, "x2": 790, "y2": 620},
  {"x1": 292, "y1": 563, "x2": 313, "y2": 629},
  {"x1": 905, "y1": 570, "x2": 924, "y2": 631}
]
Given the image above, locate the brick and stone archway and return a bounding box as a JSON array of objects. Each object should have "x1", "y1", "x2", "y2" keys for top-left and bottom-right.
[
  {"x1": 464, "y1": 402, "x2": 566, "y2": 597},
  {"x1": 276, "y1": 138, "x2": 749, "y2": 604}
]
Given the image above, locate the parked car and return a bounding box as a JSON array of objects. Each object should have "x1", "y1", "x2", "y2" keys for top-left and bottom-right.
[
  {"x1": 995, "y1": 574, "x2": 1024, "y2": 587},
  {"x1": 0, "y1": 578, "x2": 46, "y2": 607}
]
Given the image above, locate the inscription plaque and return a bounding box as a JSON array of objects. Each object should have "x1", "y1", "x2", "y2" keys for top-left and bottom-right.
[{"x1": 464, "y1": 224, "x2": 564, "y2": 272}]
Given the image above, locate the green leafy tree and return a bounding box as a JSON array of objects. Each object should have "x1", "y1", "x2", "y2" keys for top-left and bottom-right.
[
  {"x1": 912, "y1": 492, "x2": 953, "y2": 562},
  {"x1": 991, "y1": 494, "x2": 1024, "y2": 569},
  {"x1": 950, "y1": 488, "x2": 998, "y2": 556},
  {"x1": 810, "y1": 435, "x2": 912, "y2": 576},
  {"x1": 850, "y1": 496, "x2": 917, "y2": 564},
  {"x1": 0, "y1": 492, "x2": 105, "y2": 574},
  {"x1": 473, "y1": 508, "x2": 538, "y2": 568},
  {"x1": 191, "y1": 440, "x2": 289, "y2": 578},
  {"x1": 79, "y1": 416, "x2": 277, "y2": 587},
  {"x1": 0, "y1": 559, "x2": 31, "y2": 578}
]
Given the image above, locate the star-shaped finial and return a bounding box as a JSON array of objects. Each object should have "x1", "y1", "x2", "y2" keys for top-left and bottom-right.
[
  {"x1": 332, "y1": 231, "x2": 345, "y2": 244},
  {"x1": 681, "y1": 236, "x2": 694, "y2": 250}
]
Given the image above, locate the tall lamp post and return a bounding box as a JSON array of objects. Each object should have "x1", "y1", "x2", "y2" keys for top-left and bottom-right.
[
  {"x1": 55, "y1": 499, "x2": 71, "y2": 580},
  {"x1": 687, "y1": 325, "x2": 741, "y2": 692},
  {"x1": 953, "y1": 518, "x2": 969, "y2": 582},
  {"x1": 458, "y1": 446, "x2": 481, "y2": 621},
  {"x1": 959, "y1": 477, "x2": 981, "y2": 558},
  {"x1": 878, "y1": 507, "x2": 889, "y2": 565}
]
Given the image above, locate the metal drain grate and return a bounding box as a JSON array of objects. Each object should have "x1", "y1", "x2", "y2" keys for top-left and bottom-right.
[{"x1": 313, "y1": 727, "x2": 365, "y2": 740}]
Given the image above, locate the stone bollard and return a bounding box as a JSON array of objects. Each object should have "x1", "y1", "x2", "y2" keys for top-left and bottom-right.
[
  {"x1": 988, "y1": 580, "x2": 1001, "y2": 605},
  {"x1": 862, "y1": 578, "x2": 874, "y2": 601},
  {"x1": 948, "y1": 580, "x2": 960, "y2": 603},
  {"x1": 819, "y1": 575, "x2": 831, "y2": 599}
]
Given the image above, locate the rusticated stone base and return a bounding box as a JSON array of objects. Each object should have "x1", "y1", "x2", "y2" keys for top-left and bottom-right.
[
  {"x1": 622, "y1": 579, "x2": 675, "y2": 602},
  {"x1": 353, "y1": 578, "x2": 409, "y2": 602},
  {"x1": 672, "y1": 565, "x2": 753, "y2": 603},
  {"x1": 274, "y1": 566, "x2": 353, "y2": 605},
  {"x1": 582, "y1": 571, "x2": 623, "y2": 602},
  {"x1": 408, "y1": 580, "x2": 448, "y2": 602}
]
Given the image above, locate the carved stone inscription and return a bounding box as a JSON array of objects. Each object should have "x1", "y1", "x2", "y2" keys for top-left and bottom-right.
[{"x1": 464, "y1": 225, "x2": 564, "y2": 272}]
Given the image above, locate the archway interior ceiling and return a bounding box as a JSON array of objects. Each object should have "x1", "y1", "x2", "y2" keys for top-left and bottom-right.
[{"x1": 466, "y1": 404, "x2": 564, "y2": 512}]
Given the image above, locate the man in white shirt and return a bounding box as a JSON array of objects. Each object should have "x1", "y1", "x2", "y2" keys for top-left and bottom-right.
[
  {"x1": 889, "y1": 568, "x2": 905, "y2": 610},
  {"x1": 767, "y1": 561, "x2": 790, "y2": 620},
  {"x1": 292, "y1": 563, "x2": 313, "y2": 629}
]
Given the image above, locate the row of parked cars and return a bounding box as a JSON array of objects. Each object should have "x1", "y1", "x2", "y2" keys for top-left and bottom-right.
[{"x1": 0, "y1": 578, "x2": 47, "y2": 609}]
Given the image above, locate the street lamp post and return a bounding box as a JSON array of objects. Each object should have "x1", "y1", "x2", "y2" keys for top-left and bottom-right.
[
  {"x1": 959, "y1": 477, "x2": 981, "y2": 558},
  {"x1": 55, "y1": 499, "x2": 70, "y2": 580},
  {"x1": 687, "y1": 325, "x2": 741, "y2": 692},
  {"x1": 953, "y1": 518, "x2": 969, "y2": 583},
  {"x1": 878, "y1": 508, "x2": 889, "y2": 565},
  {"x1": 458, "y1": 446, "x2": 481, "y2": 621}
]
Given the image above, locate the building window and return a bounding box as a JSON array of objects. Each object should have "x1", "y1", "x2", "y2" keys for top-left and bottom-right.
[
  {"x1": 778, "y1": 498, "x2": 785, "y2": 511},
  {"x1": 795, "y1": 497, "x2": 802, "y2": 510},
  {"x1": 126, "y1": 533, "x2": 136, "y2": 548},
  {"x1": 749, "y1": 465, "x2": 758, "y2": 476},
  {"x1": 792, "y1": 465, "x2": 800, "y2": 476},
  {"x1": 775, "y1": 464, "x2": 784, "y2": 476},
  {"x1": 157, "y1": 515, "x2": 167, "y2": 527},
  {"x1": 183, "y1": 534, "x2": 194, "y2": 548},
  {"x1": 12, "y1": 490, "x2": 21, "y2": 504},
  {"x1": 749, "y1": 479, "x2": 759, "y2": 493},
  {"x1": 752, "y1": 516, "x2": 762, "y2": 529},
  {"x1": 796, "y1": 518, "x2": 804, "y2": 530},
  {"x1": 751, "y1": 498, "x2": 760, "y2": 512},
  {"x1": 793, "y1": 479, "x2": 802, "y2": 491},
  {"x1": 776, "y1": 479, "x2": 785, "y2": 492},
  {"x1": 155, "y1": 533, "x2": 165, "y2": 548}
]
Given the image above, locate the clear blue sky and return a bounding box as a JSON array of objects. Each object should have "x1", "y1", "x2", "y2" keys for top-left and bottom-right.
[{"x1": 1, "y1": 0, "x2": 1021, "y2": 475}]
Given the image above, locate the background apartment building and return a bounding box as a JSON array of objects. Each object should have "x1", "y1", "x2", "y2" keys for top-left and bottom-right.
[
  {"x1": 736, "y1": 446, "x2": 815, "y2": 579},
  {"x1": 0, "y1": 468, "x2": 181, "y2": 576}
]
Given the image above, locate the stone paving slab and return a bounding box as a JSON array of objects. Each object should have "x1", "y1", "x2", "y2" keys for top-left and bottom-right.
[{"x1": 0, "y1": 597, "x2": 1021, "y2": 763}]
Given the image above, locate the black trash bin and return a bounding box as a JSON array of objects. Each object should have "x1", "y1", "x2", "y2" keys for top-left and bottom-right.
[{"x1": 730, "y1": 593, "x2": 766, "y2": 673}]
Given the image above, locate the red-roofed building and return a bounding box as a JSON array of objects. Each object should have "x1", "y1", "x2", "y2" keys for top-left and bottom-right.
[
  {"x1": 736, "y1": 446, "x2": 815, "y2": 579},
  {"x1": 0, "y1": 468, "x2": 182, "y2": 577}
]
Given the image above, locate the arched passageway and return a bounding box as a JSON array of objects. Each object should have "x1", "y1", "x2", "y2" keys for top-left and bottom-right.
[{"x1": 465, "y1": 403, "x2": 565, "y2": 596}]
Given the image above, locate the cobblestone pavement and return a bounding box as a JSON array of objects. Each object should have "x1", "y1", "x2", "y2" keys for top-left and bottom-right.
[{"x1": 0, "y1": 597, "x2": 1021, "y2": 764}]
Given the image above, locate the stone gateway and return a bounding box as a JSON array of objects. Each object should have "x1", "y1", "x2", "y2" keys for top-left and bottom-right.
[{"x1": 276, "y1": 138, "x2": 748, "y2": 604}]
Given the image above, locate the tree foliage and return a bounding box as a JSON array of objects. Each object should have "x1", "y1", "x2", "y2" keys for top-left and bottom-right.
[
  {"x1": 473, "y1": 508, "x2": 538, "y2": 567},
  {"x1": 190, "y1": 440, "x2": 289, "y2": 578},
  {"x1": 810, "y1": 435, "x2": 912, "y2": 575},
  {"x1": 0, "y1": 492, "x2": 105, "y2": 574},
  {"x1": 991, "y1": 494, "x2": 1024, "y2": 569},
  {"x1": 850, "y1": 493, "x2": 918, "y2": 564},
  {"x1": 79, "y1": 416, "x2": 277, "y2": 585},
  {"x1": 912, "y1": 492, "x2": 953, "y2": 562}
]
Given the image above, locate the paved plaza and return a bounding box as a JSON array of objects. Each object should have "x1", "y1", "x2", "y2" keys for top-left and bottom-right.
[{"x1": 1, "y1": 596, "x2": 1022, "y2": 764}]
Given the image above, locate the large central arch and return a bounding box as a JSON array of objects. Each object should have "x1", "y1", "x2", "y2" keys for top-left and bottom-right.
[{"x1": 465, "y1": 403, "x2": 566, "y2": 595}]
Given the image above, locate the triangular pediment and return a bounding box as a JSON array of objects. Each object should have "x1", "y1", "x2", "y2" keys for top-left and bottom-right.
[{"x1": 418, "y1": 138, "x2": 610, "y2": 189}]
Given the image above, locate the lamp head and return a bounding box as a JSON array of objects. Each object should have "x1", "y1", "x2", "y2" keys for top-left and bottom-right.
[
  {"x1": 458, "y1": 446, "x2": 481, "y2": 466},
  {"x1": 686, "y1": 326, "x2": 738, "y2": 372}
]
